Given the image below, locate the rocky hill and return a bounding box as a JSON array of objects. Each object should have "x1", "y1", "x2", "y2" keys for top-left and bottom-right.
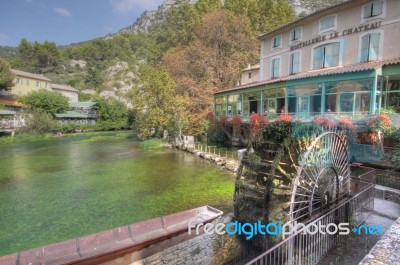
[{"x1": 106, "y1": 0, "x2": 199, "y2": 38}]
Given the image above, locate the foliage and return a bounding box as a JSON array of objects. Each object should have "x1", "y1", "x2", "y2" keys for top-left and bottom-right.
[
  {"x1": 300, "y1": 0, "x2": 347, "y2": 13},
  {"x1": 338, "y1": 116, "x2": 358, "y2": 132},
  {"x1": 18, "y1": 111, "x2": 58, "y2": 134},
  {"x1": 139, "y1": 138, "x2": 165, "y2": 150},
  {"x1": 278, "y1": 114, "x2": 292, "y2": 123},
  {"x1": 163, "y1": 9, "x2": 258, "y2": 135},
  {"x1": 17, "y1": 39, "x2": 61, "y2": 72},
  {"x1": 249, "y1": 114, "x2": 268, "y2": 139},
  {"x1": 0, "y1": 59, "x2": 14, "y2": 91},
  {"x1": 230, "y1": 115, "x2": 242, "y2": 132},
  {"x1": 78, "y1": 92, "x2": 92, "y2": 101},
  {"x1": 0, "y1": 133, "x2": 53, "y2": 145},
  {"x1": 132, "y1": 64, "x2": 186, "y2": 139},
  {"x1": 96, "y1": 97, "x2": 130, "y2": 130},
  {"x1": 311, "y1": 115, "x2": 336, "y2": 128},
  {"x1": 366, "y1": 114, "x2": 392, "y2": 130},
  {"x1": 19, "y1": 89, "x2": 69, "y2": 116}
]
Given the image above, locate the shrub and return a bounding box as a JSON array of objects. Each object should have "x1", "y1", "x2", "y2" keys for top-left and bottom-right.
[
  {"x1": 249, "y1": 114, "x2": 268, "y2": 139},
  {"x1": 19, "y1": 111, "x2": 58, "y2": 134},
  {"x1": 139, "y1": 138, "x2": 164, "y2": 150},
  {"x1": 338, "y1": 116, "x2": 358, "y2": 132},
  {"x1": 366, "y1": 114, "x2": 391, "y2": 129},
  {"x1": 312, "y1": 115, "x2": 336, "y2": 128},
  {"x1": 278, "y1": 114, "x2": 292, "y2": 123},
  {"x1": 230, "y1": 115, "x2": 242, "y2": 132}
]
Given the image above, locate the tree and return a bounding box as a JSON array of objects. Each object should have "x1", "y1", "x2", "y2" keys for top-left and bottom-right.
[
  {"x1": 19, "y1": 90, "x2": 69, "y2": 116},
  {"x1": 163, "y1": 10, "x2": 258, "y2": 134},
  {"x1": 0, "y1": 59, "x2": 14, "y2": 92},
  {"x1": 96, "y1": 98, "x2": 129, "y2": 130},
  {"x1": 300, "y1": 0, "x2": 347, "y2": 13},
  {"x1": 132, "y1": 64, "x2": 186, "y2": 139}
]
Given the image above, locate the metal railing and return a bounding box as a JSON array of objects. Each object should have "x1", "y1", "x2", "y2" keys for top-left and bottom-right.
[
  {"x1": 0, "y1": 119, "x2": 24, "y2": 129},
  {"x1": 246, "y1": 180, "x2": 375, "y2": 265},
  {"x1": 194, "y1": 143, "x2": 239, "y2": 160}
]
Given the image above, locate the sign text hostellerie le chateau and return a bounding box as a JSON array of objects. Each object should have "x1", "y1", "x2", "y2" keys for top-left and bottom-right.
[{"x1": 290, "y1": 21, "x2": 381, "y2": 51}]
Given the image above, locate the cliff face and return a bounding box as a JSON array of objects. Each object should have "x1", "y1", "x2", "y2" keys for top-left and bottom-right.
[{"x1": 106, "y1": 0, "x2": 198, "y2": 38}]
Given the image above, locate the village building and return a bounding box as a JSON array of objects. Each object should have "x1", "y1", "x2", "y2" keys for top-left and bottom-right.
[
  {"x1": 55, "y1": 101, "x2": 99, "y2": 124},
  {"x1": 10, "y1": 69, "x2": 51, "y2": 96},
  {"x1": 214, "y1": 0, "x2": 400, "y2": 120},
  {"x1": 51, "y1": 84, "x2": 79, "y2": 102}
]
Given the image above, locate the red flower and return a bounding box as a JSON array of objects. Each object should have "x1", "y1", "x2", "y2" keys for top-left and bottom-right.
[
  {"x1": 219, "y1": 115, "x2": 228, "y2": 124},
  {"x1": 230, "y1": 115, "x2": 242, "y2": 132},
  {"x1": 249, "y1": 114, "x2": 268, "y2": 138},
  {"x1": 338, "y1": 117, "x2": 358, "y2": 132},
  {"x1": 366, "y1": 114, "x2": 391, "y2": 129},
  {"x1": 312, "y1": 115, "x2": 335, "y2": 128},
  {"x1": 278, "y1": 114, "x2": 292, "y2": 123}
]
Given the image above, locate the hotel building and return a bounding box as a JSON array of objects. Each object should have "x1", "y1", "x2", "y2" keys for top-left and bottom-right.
[{"x1": 214, "y1": 0, "x2": 400, "y2": 120}]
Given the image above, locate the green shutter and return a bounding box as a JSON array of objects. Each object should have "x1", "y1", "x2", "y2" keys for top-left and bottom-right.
[
  {"x1": 361, "y1": 34, "x2": 370, "y2": 62},
  {"x1": 369, "y1": 33, "x2": 380, "y2": 60},
  {"x1": 372, "y1": 0, "x2": 382, "y2": 16}
]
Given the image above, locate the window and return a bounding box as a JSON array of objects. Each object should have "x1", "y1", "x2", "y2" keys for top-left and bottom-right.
[
  {"x1": 36, "y1": 81, "x2": 40, "y2": 87},
  {"x1": 361, "y1": 33, "x2": 380, "y2": 62},
  {"x1": 248, "y1": 72, "x2": 252, "y2": 79},
  {"x1": 26, "y1": 79, "x2": 29, "y2": 86},
  {"x1": 364, "y1": 1, "x2": 382, "y2": 18},
  {"x1": 313, "y1": 43, "x2": 340, "y2": 69},
  {"x1": 271, "y1": 58, "x2": 280, "y2": 78},
  {"x1": 273, "y1": 36, "x2": 281, "y2": 48},
  {"x1": 16, "y1": 78, "x2": 20, "y2": 84},
  {"x1": 289, "y1": 52, "x2": 300, "y2": 74},
  {"x1": 320, "y1": 16, "x2": 335, "y2": 31},
  {"x1": 291, "y1": 28, "x2": 302, "y2": 41}
]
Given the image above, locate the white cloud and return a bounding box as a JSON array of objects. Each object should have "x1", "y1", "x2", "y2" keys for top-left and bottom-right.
[
  {"x1": 54, "y1": 7, "x2": 72, "y2": 17},
  {"x1": 110, "y1": 0, "x2": 162, "y2": 14}
]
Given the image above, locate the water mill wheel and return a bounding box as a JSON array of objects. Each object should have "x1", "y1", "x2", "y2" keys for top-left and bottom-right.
[{"x1": 289, "y1": 131, "x2": 351, "y2": 223}]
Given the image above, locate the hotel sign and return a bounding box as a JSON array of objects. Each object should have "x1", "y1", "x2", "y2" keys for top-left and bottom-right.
[{"x1": 290, "y1": 21, "x2": 381, "y2": 51}]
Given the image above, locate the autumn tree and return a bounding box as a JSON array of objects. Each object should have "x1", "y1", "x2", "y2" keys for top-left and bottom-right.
[
  {"x1": 163, "y1": 10, "x2": 258, "y2": 134},
  {"x1": 132, "y1": 64, "x2": 187, "y2": 139},
  {"x1": 300, "y1": 0, "x2": 347, "y2": 13},
  {"x1": 0, "y1": 59, "x2": 14, "y2": 92}
]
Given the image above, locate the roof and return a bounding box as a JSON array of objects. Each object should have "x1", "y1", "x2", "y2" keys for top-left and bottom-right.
[
  {"x1": 69, "y1": 101, "x2": 98, "y2": 108},
  {"x1": 0, "y1": 95, "x2": 23, "y2": 107},
  {"x1": 215, "y1": 57, "x2": 400, "y2": 95},
  {"x1": 11, "y1": 69, "x2": 51, "y2": 82},
  {"x1": 55, "y1": 111, "x2": 88, "y2": 119},
  {"x1": 242, "y1": 64, "x2": 260, "y2": 72},
  {"x1": 52, "y1": 84, "x2": 79, "y2": 92},
  {"x1": 258, "y1": 0, "x2": 370, "y2": 40},
  {"x1": 0, "y1": 110, "x2": 16, "y2": 116}
]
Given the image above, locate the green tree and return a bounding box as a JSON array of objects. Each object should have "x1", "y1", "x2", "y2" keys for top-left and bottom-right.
[
  {"x1": 301, "y1": 0, "x2": 347, "y2": 13},
  {"x1": 0, "y1": 59, "x2": 14, "y2": 92},
  {"x1": 19, "y1": 89, "x2": 69, "y2": 116},
  {"x1": 96, "y1": 98, "x2": 129, "y2": 130},
  {"x1": 132, "y1": 64, "x2": 186, "y2": 139}
]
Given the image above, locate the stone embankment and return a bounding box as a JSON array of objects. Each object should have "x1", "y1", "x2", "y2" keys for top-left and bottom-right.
[{"x1": 174, "y1": 144, "x2": 239, "y2": 173}]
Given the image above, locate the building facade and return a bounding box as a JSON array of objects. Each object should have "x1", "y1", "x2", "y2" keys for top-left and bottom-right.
[
  {"x1": 51, "y1": 84, "x2": 79, "y2": 102},
  {"x1": 214, "y1": 0, "x2": 400, "y2": 120},
  {"x1": 10, "y1": 69, "x2": 51, "y2": 96}
]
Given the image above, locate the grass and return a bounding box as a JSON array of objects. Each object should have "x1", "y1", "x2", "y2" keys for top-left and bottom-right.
[
  {"x1": 0, "y1": 131, "x2": 135, "y2": 145},
  {"x1": 0, "y1": 133, "x2": 54, "y2": 145},
  {"x1": 138, "y1": 138, "x2": 166, "y2": 150}
]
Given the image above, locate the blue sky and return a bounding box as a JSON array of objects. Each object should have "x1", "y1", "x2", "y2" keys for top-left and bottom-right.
[{"x1": 0, "y1": 0, "x2": 164, "y2": 47}]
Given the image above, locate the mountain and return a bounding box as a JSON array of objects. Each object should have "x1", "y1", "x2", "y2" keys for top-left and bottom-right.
[{"x1": 106, "y1": 0, "x2": 199, "y2": 38}]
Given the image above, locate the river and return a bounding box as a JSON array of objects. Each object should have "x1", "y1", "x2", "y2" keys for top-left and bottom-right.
[{"x1": 0, "y1": 134, "x2": 234, "y2": 255}]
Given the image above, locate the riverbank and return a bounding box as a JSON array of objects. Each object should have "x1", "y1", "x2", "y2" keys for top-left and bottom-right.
[{"x1": 0, "y1": 130, "x2": 134, "y2": 145}]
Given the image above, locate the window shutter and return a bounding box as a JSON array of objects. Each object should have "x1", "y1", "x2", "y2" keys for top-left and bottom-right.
[
  {"x1": 313, "y1": 47, "x2": 324, "y2": 69},
  {"x1": 369, "y1": 33, "x2": 380, "y2": 60},
  {"x1": 325, "y1": 43, "x2": 340, "y2": 67},
  {"x1": 364, "y1": 3, "x2": 372, "y2": 18},
  {"x1": 361, "y1": 34, "x2": 370, "y2": 62},
  {"x1": 372, "y1": 1, "x2": 382, "y2": 16}
]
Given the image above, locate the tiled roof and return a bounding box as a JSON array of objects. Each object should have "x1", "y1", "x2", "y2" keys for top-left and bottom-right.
[
  {"x1": 11, "y1": 69, "x2": 51, "y2": 82},
  {"x1": 215, "y1": 57, "x2": 400, "y2": 95},
  {"x1": 55, "y1": 111, "x2": 88, "y2": 119},
  {"x1": 52, "y1": 84, "x2": 79, "y2": 92},
  {"x1": 69, "y1": 101, "x2": 99, "y2": 108}
]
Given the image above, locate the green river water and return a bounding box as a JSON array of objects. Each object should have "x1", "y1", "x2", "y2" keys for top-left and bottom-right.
[{"x1": 0, "y1": 135, "x2": 235, "y2": 255}]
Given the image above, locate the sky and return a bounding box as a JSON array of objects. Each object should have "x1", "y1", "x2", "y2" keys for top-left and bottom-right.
[{"x1": 0, "y1": 0, "x2": 164, "y2": 47}]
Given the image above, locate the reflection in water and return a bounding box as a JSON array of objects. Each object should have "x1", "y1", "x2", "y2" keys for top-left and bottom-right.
[{"x1": 0, "y1": 138, "x2": 234, "y2": 255}]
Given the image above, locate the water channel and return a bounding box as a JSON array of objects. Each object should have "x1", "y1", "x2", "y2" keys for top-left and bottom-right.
[{"x1": 0, "y1": 134, "x2": 235, "y2": 255}]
